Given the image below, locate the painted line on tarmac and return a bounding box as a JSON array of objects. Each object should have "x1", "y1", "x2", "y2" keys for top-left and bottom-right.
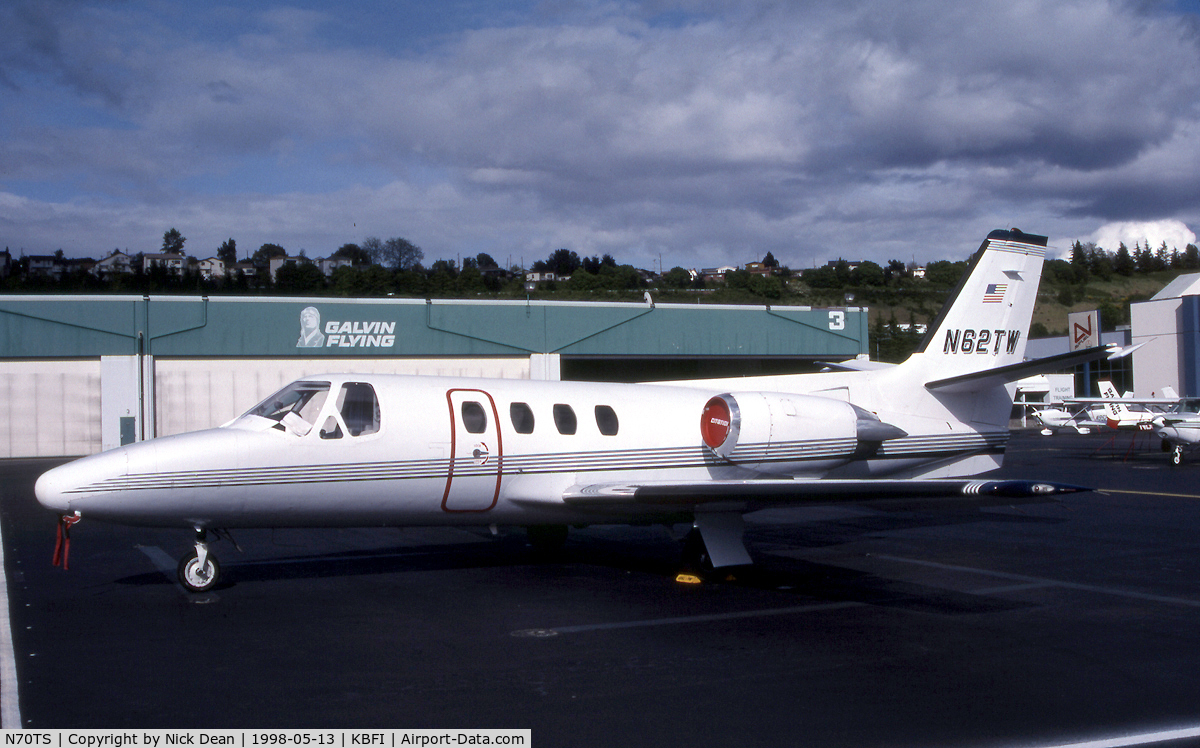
[
  {"x1": 1098, "y1": 489, "x2": 1200, "y2": 500},
  {"x1": 874, "y1": 555, "x2": 1200, "y2": 608},
  {"x1": 1020, "y1": 724, "x2": 1200, "y2": 747},
  {"x1": 137, "y1": 545, "x2": 179, "y2": 577},
  {"x1": 512, "y1": 601, "x2": 862, "y2": 637},
  {"x1": 0, "y1": 515, "x2": 22, "y2": 728}
]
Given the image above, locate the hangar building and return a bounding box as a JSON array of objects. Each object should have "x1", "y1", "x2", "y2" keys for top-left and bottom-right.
[
  {"x1": 0, "y1": 295, "x2": 867, "y2": 458},
  {"x1": 1131, "y1": 274, "x2": 1200, "y2": 398}
]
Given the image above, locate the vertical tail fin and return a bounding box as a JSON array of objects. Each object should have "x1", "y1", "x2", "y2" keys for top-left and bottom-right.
[
  {"x1": 1097, "y1": 380, "x2": 1132, "y2": 426},
  {"x1": 907, "y1": 229, "x2": 1047, "y2": 383}
]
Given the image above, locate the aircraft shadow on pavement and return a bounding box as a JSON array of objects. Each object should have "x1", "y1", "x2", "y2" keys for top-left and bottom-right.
[{"x1": 110, "y1": 520, "x2": 1039, "y2": 616}]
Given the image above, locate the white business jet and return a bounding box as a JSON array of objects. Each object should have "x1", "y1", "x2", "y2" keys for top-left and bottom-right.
[{"x1": 37, "y1": 229, "x2": 1117, "y2": 592}]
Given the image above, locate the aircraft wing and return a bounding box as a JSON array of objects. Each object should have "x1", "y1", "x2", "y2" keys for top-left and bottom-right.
[
  {"x1": 561, "y1": 478, "x2": 1087, "y2": 508},
  {"x1": 924, "y1": 343, "x2": 1142, "y2": 394},
  {"x1": 1066, "y1": 397, "x2": 1178, "y2": 405}
]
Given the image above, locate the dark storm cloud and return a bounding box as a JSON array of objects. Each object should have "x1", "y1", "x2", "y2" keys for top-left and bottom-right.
[{"x1": 2, "y1": 0, "x2": 1199, "y2": 267}]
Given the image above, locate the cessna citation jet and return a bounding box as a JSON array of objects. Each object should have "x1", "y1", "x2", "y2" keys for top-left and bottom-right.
[{"x1": 37, "y1": 229, "x2": 1119, "y2": 592}]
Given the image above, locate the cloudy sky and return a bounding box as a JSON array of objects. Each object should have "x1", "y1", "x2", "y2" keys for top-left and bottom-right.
[{"x1": 3, "y1": 0, "x2": 1200, "y2": 271}]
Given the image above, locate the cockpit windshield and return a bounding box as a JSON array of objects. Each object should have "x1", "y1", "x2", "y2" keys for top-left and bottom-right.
[{"x1": 243, "y1": 381, "x2": 330, "y2": 436}]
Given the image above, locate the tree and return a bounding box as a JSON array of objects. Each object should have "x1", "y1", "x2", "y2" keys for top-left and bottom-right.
[
  {"x1": 850, "y1": 260, "x2": 885, "y2": 286},
  {"x1": 332, "y1": 243, "x2": 372, "y2": 265},
  {"x1": 162, "y1": 228, "x2": 185, "y2": 254},
  {"x1": 379, "y1": 237, "x2": 424, "y2": 271},
  {"x1": 252, "y1": 243, "x2": 287, "y2": 266},
  {"x1": 330, "y1": 265, "x2": 393, "y2": 296},
  {"x1": 428, "y1": 259, "x2": 458, "y2": 278},
  {"x1": 885, "y1": 259, "x2": 910, "y2": 282},
  {"x1": 546, "y1": 248, "x2": 581, "y2": 276},
  {"x1": 1113, "y1": 242, "x2": 1135, "y2": 276},
  {"x1": 925, "y1": 260, "x2": 967, "y2": 287},
  {"x1": 1088, "y1": 243, "x2": 1112, "y2": 280},
  {"x1": 662, "y1": 267, "x2": 693, "y2": 288},
  {"x1": 1068, "y1": 241, "x2": 1090, "y2": 284},
  {"x1": 361, "y1": 237, "x2": 384, "y2": 264},
  {"x1": 274, "y1": 258, "x2": 325, "y2": 293},
  {"x1": 801, "y1": 265, "x2": 839, "y2": 289},
  {"x1": 762, "y1": 251, "x2": 779, "y2": 269},
  {"x1": 217, "y1": 238, "x2": 237, "y2": 266}
]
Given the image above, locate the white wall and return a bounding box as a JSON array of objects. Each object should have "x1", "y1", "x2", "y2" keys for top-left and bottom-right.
[
  {"x1": 153, "y1": 357, "x2": 533, "y2": 438},
  {"x1": 0, "y1": 360, "x2": 102, "y2": 458},
  {"x1": 0, "y1": 356, "x2": 534, "y2": 457},
  {"x1": 1131, "y1": 298, "x2": 1183, "y2": 398}
]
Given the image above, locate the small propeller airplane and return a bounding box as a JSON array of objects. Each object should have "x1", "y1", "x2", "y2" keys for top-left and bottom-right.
[
  {"x1": 1152, "y1": 398, "x2": 1200, "y2": 465},
  {"x1": 1029, "y1": 406, "x2": 1093, "y2": 436},
  {"x1": 36, "y1": 229, "x2": 1124, "y2": 592},
  {"x1": 1049, "y1": 381, "x2": 1176, "y2": 433}
]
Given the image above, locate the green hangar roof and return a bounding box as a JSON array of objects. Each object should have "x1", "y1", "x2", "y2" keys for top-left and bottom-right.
[{"x1": 0, "y1": 295, "x2": 867, "y2": 360}]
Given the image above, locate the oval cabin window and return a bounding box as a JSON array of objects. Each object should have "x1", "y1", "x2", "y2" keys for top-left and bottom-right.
[
  {"x1": 461, "y1": 401, "x2": 488, "y2": 434},
  {"x1": 595, "y1": 405, "x2": 619, "y2": 435},
  {"x1": 510, "y1": 402, "x2": 535, "y2": 434},
  {"x1": 553, "y1": 404, "x2": 577, "y2": 435}
]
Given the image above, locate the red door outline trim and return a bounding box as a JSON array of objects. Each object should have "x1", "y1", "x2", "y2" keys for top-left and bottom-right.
[{"x1": 442, "y1": 388, "x2": 504, "y2": 513}]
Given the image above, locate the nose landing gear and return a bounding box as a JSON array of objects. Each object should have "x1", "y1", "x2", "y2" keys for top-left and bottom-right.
[{"x1": 177, "y1": 528, "x2": 221, "y2": 593}]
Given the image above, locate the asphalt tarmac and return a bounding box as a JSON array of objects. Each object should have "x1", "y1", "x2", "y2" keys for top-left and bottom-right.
[{"x1": 4, "y1": 430, "x2": 1200, "y2": 747}]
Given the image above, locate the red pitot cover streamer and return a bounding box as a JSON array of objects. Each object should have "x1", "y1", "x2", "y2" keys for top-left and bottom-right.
[{"x1": 52, "y1": 513, "x2": 81, "y2": 570}]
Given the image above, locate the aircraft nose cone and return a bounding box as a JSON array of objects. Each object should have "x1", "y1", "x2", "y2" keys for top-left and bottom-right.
[
  {"x1": 35, "y1": 463, "x2": 74, "y2": 514},
  {"x1": 35, "y1": 449, "x2": 129, "y2": 516}
]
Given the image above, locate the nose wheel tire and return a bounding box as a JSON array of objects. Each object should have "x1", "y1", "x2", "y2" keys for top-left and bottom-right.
[
  {"x1": 178, "y1": 550, "x2": 221, "y2": 592},
  {"x1": 1172, "y1": 445, "x2": 1184, "y2": 466}
]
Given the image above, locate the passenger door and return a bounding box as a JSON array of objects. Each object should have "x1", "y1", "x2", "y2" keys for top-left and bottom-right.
[{"x1": 442, "y1": 389, "x2": 503, "y2": 512}]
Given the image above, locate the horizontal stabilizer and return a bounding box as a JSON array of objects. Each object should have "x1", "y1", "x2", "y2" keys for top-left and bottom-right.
[
  {"x1": 817, "y1": 359, "x2": 897, "y2": 372},
  {"x1": 924, "y1": 343, "x2": 1139, "y2": 394},
  {"x1": 563, "y1": 478, "x2": 1088, "y2": 507}
]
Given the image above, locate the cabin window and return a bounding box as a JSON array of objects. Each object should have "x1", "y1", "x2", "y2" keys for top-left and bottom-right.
[
  {"x1": 337, "y1": 382, "x2": 380, "y2": 436},
  {"x1": 553, "y1": 404, "x2": 577, "y2": 435},
  {"x1": 595, "y1": 405, "x2": 619, "y2": 435},
  {"x1": 246, "y1": 381, "x2": 330, "y2": 436},
  {"x1": 461, "y1": 401, "x2": 488, "y2": 434},
  {"x1": 510, "y1": 403, "x2": 535, "y2": 434}
]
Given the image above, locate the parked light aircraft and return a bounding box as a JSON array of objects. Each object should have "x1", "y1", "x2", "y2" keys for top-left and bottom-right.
[
  {"x1": 1153, "y1": 398, "x2": 1200, "y2": 465},
  {"x1": 1036, "y1": 382, "x2": 1178, "y2": 436},
  {"x1": 1030, "y1": 406, "x2": 1092, "y2": 436},
  {"x1": 37, "y1": 229, "x2": 1123, "y2": 592}
]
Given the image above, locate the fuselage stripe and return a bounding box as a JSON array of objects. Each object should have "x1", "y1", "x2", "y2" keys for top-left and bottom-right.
[{"x1": 62, "y1": 431, "x2": 1007, "y2": 494}]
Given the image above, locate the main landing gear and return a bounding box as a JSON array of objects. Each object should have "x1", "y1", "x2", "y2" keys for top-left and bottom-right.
[
  {"x1": 681, "y1": 514, "x2": 754, "y2": 575},
  {"x1": 177, "y1": 528, "x2": 221, "y2": 593},
  {"x1": 1162, "y1": 439, "x2": 1186, "y2": 466}
]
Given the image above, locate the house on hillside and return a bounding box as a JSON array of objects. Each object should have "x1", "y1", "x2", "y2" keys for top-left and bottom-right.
[
  {"x1": 196, "y1": 257, "x2": 225, "y2": 281},
  {"x1": 143, "y1": 252, "x2": 186, "y2": 275},
  {"x1": 94, "y1": 251, "x2": 133, "y2": 278}
]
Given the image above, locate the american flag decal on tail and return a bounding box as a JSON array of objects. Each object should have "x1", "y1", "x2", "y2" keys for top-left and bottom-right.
[{"x1": 983, "y1": 283, "x2": 1007, "y2": 303}]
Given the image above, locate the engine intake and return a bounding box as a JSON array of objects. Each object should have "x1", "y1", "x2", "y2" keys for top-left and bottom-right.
[{"x1": 700, "y1": 392, "x2": 906, "y2": 475}]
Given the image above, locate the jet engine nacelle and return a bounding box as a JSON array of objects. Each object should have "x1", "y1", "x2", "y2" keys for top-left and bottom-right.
[{"x1": 700, "y1": 391, "x2": 906, "y2": 475}]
